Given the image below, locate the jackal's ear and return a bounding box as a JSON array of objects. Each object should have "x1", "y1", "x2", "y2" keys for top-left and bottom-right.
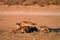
[
  {"x1": 39, "y1": 26, "x2": 44, "y2": 28},
  {"x1": 16, "y1": 23, "x2": 20, "y2": 25},
  {"x1": 32, "y1": 23, "x2": 36, "y2": 25}
]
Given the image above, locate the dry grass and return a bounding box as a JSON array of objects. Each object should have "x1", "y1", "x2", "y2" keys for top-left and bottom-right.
[{"x1": 0, "y1": 0, "x2": 60, "y2": 6}]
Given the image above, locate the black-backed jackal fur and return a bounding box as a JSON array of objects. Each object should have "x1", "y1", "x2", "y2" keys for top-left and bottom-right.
[
  {"x1": 11, "y1": 21, "x2": 38, "y2": 33},
  {"x1": 39, "y1": 26, "x2": 50, "y2": 33}
]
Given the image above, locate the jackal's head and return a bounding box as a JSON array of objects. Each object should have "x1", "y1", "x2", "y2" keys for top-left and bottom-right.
[{"x1": 16, "y1": 23, "x2": 21, "y2": 29}]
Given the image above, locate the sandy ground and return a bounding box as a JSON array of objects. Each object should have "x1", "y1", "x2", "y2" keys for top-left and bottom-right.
[
  {"x1": 0, "y1": 14, "x2": 60, "y2": 40},
  {"x1": 0, "y1": 5, "x2": 60, "y2": 40},
  {"x1": 0, "y1": 5, "x2": 60, "y2": 12}
]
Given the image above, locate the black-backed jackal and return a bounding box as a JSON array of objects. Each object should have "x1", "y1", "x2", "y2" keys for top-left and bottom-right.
[
  {"x1": 12, "y1": 21, "x2": 38, "y2": 33},
  {"x1": 39, "y1": 26, "x2": 50, "y2": 33}
]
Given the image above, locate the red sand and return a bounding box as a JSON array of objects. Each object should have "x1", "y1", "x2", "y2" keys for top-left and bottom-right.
[{"x1": 0, "y1": 5, "x2": 60, "y2": 40}]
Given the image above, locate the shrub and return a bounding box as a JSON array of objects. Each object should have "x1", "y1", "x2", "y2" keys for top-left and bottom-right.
[
  {"x1": 0, "y1": 0, "x2": 60, "y2": 5},
  {"x1": 22, "y1": 2, "x2": 29, "y2": 6}
]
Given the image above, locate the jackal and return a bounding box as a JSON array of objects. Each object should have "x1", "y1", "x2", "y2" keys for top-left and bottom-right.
[
  {"x1": 39, "y1": 26, "x2": 50, "y2": 33},
  {"x1": 13, "y1": 21, "x2": 38, "y2": 33}
]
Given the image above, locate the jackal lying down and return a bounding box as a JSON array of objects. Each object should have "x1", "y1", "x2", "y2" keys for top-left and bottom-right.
[
  {"x1": 39, "y1": 26, "x2": 60, "y2": 33},
  {"x1": 12, "y1": 21, "x2": 39, "y2": 33},
  {"x1": 39, "y1": 26, "x2": 50, "y2": 33}
]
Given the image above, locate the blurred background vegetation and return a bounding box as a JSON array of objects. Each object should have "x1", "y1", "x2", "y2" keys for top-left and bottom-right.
[{"x1": 0, "y1": 0, "x2": 60, "y2": 6}]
